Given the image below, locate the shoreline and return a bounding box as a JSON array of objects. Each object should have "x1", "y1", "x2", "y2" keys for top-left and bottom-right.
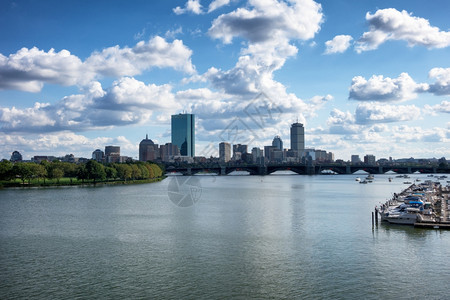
[{"x1": 0, "y1": 176, "x2": 166, "y2": 189}]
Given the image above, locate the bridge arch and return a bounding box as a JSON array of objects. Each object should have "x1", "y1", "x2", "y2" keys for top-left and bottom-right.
[{"x1": 266, "y1": 166, "x2": 306, "y2": 175}]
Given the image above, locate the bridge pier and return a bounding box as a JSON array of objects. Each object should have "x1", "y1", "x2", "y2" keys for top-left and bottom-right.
[
  {"x1": 220, "y1": 166, "x2": 226, "y2": 175},
  {"x1": 346, "y1": 165, "x2": 351, "y2": 174},
  {"x1": 187, "y1": 167, "x2": 192, "y2": 176},
  {"x1": 407, "y1": 167, "x2": 412, "y2": 174},
  {"x1": 258, "y1": 166, "x2": 267, "y2": 176},
  {"x1": 379, "y1": 166, "x2": 383, "y2": 174}
]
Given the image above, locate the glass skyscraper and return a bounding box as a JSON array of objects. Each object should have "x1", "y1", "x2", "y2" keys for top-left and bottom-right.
[
  {"x1": 290, "y1": 122, "x2": 305, "y2": 155},
  {"x1": 171, "y1": 113, "x2": 195, "y2": 157}
]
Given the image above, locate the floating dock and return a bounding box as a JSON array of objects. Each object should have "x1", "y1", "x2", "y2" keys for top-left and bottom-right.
[{"x1": 376, "y1": 180, "x2": 450, "y2": 230}]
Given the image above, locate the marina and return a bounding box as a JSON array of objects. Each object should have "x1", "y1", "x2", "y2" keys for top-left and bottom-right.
[{"x1": 377, "y1": 179, "x2": 450, "y2": 229}]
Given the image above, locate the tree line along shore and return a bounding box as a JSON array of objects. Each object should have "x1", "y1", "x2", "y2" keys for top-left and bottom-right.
[{"x1": 0, "y1": 160, "x2": 165, "y2": 188}]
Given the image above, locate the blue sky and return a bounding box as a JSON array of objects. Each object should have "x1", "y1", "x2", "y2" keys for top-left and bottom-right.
[{"x1": 1, "y1": 0, "x2": 449, "y2": 161}]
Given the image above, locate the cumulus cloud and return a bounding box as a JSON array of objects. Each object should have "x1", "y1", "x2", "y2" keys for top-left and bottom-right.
[
  {"x1": 173, "y1": 0, "x2": 202, "y2": 15},
  {"x1": 208, "y1": 0, "x2": 232, "y2": 13},
  {"x1": 201, "y1": 0, "x2": 323, "y2": 99},
  {"x1": 425, "y1": 100, "x2": 450, "y2": 114},
  {"x1": 355, "y1": 8, "x2": 450, "y2": 53},
  {"x1": 349, "y1": 72, "x2": 428, "y2": 101},
  {"x1": 355, "y1": 102, "x2": 421, "y2": 124},
  {"x1": 324, "y1": 35, "x2": 353, "y2": 54},
  {"x1": 326, "y1": 108, "x2": 360, "y2": 134},
  {"x1": 391, "y1": 125, "x2": 449, "y2": 143},
  {"x1": 0, "y1": 36, "x2": 195, "y2": 92},
  {"x1": 86, "y1": 36, "x2": 195, "y2": 76},
  {"x1": 428, "y1": 67, "x2": 450, "y2": 95},
  {"x1": 0, "y1": 78, "x2": 180, "y2": 133},
  {"x1": 0, "y1": 48, "x2": 84, "y2": 92},
  {"x1": 208, "y1": 0, "x2": 323, "y2": 44}
]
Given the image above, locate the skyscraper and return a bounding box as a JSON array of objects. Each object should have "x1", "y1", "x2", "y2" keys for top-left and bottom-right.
[
  {"x1": 171, "y1": 113, "x2": 195, "y2": 157},
  {"x1": 139, "y1": 134, "x2": 159, "y2": 161},
  {"x1": 219, "y1": 142, "x2": 231, "y2": 162},
  {"x1": 272, "y1": 135, "x2": 283, "y2": 150},
  {"x1": 105, "y1": 146, "x2": 120, "y2": 163},
  {"x1": 290, "y1": 122, "x2": 305, "y2": 156}
]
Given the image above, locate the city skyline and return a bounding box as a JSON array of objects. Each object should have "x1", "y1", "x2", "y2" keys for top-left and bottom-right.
[{"x1": 1, "y1": 0, "x2": 449, "y2": 160}]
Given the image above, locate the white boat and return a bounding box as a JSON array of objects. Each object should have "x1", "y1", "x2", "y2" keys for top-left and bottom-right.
[
  {"x1": 366, "y1": 174, "x2": 374, "y2": 180},
  {"x1": 355, "y1": 177, "x2": 361, "y2": 181},
  {"x1": 359, "y1": 179, "x2": 368, "y2": 184},
  {"x1": 384, "y1": 208, "x2": 421, "y2": 225}
]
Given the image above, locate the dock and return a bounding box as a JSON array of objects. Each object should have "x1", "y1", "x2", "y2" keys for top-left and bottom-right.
[{"x1": 376, "y1": 180, "x2": 450, "y2": 229}]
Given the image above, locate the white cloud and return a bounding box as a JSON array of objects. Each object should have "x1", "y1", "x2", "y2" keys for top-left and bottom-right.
[
  {"x1": 86, "y1": 36, "x2": 195, "y2": 77},
  {"x1": 0, "y1": 78, "x2": 179, "y2": 133},
  {"x1": 0, "y1": 47, "x2": 84, "y2": 92},
  {"x1": 428, "y1": 67, "x2": 450, "y2": 95},
  {"x1": 355, "y1": 102, "x2": 421, "y2": 124},
  {"x1": 355, "y1": 8, "x2": 450, "y2": 53},
  {"x1": 99, "y1": 77, "x2": 178, "y2": 110},
  {"x1": 425, "y1": 100, "x2": 450, "y2": 114},
  {"x1": 0, "y1": 36, "x2": 195, "y2": 92},
  {"x1": 326, "y1": 108, "x2": 360, "y2": 134},
  {"x1": 173, "y1": 0, "x2": 202, "y2": 15},
  {"x1": 349, "y1": 72, "x2": 428, "y2": 101},
  {"x1": 208, "y1": 0, "x2": 323, "y2": 44},
  {"x1": 208, "y1": 0, "x2": 231, "y2": 13},
  {"x1": 391, "y1": 125, "x2": 449, "y2": 143},
  {"x1": 324, "y1": 35, "x2": 353, "y2": 54}
]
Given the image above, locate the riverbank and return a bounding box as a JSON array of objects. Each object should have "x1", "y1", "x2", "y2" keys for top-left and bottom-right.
[{"x1": 0, "y1": 176, "x2": 166, "y2": 189}]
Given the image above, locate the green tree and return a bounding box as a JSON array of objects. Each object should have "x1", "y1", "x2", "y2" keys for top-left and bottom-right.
[
  {"x1": 115, "y1": 164, "x2": 132, "y2": 181},
  {"x1": 52, "y1": 168, "x2": 64, "y2": 183},
  {"x1": 86, "y1": 160, "x2": 106, "y2": 183},
  {"x1": 77, "y1": 164, "x2": 88, "y2": 183},
  {"x1": 105, "y1": 166, "x2": 117, "y2": 181},
  {"x1": 28, "y1": 163, "x2": 47, "y2": 184},
  {"x1": 130, "y1": 164, "x2": 141, "y2": 180},
  {"x1": 145, "y1": 163, "x2": 155, "y2": 178},
  {"x1": 12, "y1": 163, "x2": 33, "y2": 184},
  {"x1": 138, "y1": 163, "x2": 149, "y2": 179},
  {"x1": 0, "y1": 159, "x2": 13, "y2": 181}
]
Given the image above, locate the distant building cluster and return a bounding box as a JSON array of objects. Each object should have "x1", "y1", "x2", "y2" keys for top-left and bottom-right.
[
  {"x1": 218, "y1": 122, "x2": 335, "y2": 165},
  {"x1": 5, "y1": 112, "x2": 448, "y2": 166}
]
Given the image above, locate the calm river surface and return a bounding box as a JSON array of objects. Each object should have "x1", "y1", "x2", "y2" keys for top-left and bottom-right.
[{"x1": 1, "y1": 174, "x2": 449, "y2": 299}]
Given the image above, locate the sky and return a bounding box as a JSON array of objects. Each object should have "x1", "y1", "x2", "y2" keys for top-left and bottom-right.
[{"x1": 0, "y1": 0, "x2": 449, "y2": 161}]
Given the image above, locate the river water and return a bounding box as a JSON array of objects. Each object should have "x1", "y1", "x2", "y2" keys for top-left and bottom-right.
[{"x1": 1, "y1": 173, "x2": 449, "y2": 299}]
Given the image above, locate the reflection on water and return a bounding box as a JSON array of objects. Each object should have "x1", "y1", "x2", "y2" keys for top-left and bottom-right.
[{"x1": 0, "y1": 174, "x2": 449, "y2": 299}]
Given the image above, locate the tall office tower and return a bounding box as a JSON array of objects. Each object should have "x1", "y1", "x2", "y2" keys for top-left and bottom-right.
[
  {"x1": 351, "y1": 155, "x2": 361, "y2": 164},
  {"x1": 364, "y1": 154, "x2": 376, "y2": 165},
  {"x1": 290, "y1": 122, "x2": 305, "y2": 155},
  {"x1": 232, "y1": 144, "x2": 248, "y2": 155},
  {"x1": 160, "y1": 143, "x2": 180, "y2": 162},
  {"x1": 105, "y1": 146, "x2": 120, "y2": 163},
  {"x1": 272, "y1": 135, "x2": 283, "y2": 150},
  {"x1": 139, "y1": 134, "x2": 159, "y2": 161},
  {"x1": 219, "y1": 142, "x2": 231, "y2": 162},
  {"x1": 171, "y1": 113, "x2": 195, "y2": 157}
]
